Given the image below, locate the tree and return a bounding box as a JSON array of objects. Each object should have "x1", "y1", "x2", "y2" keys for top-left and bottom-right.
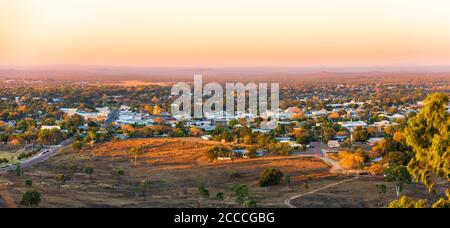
[
  {"x1": 259, "y1": 168, "x2": 284, "y2": 187},
  {"x1": 322, "y1": 128, "x2": 337, "y2": 143},
  {"x1": 293, "y1": 128, "x2": 312, "y2": 145},
  {"x1": 385, "y1": 164, "x2": 412, "y2": 199},
  {"x1": 72, "y1": 141, "x2": 84, "y2": 152},
  {"x1": 84, "y1": 167, "x2": 94, "y2": 179},
  {"x1": 0, "y1": 134, "x2": 8, "y2": 144},
  {"x1": 353, "y1": 127, "x2": 369, "y2": 142},
  {"x1": 0, "y1": 158, "x2": 8, "y2": 164},
  {"x1": 245, "y1": 146, "x2": 258, "y2": 158},
  {"x1": 15, "y1": 165, "x2": 23, "y2": 176},
  {"x1": 138, "y1": 179, "x2": 150, "y2": 200},
  {"x1": 206, "y1": 145, "x2": 231, "y2": 161},
  {"x1": 129, "y1": 146, "x2": 143, "y2": 166},
  {"x1": 55, "y1": 174, "x2": 67, "y2": 192},
  {"x1": 153, "y1": 105, "x2": 162, "y2": 116},
  {"x1": 372, "y1": 139, "x2": 397, "y2": 155},
  {"x1": 388, "y1": 196, "x2": 427, "y2": 208},
  {"x1": 432, "y1": 190, "x2": 450, "y2": 208},
  {"x1": 16, "y1": 118, "x2": 36, "y2": 131},
  {"x1": 37, "y1": 129, "x2": 66, "y2": 145},
  {"x1": 20, "y1": 190, "x2": 41, "y2": 207},
  {"x1": 338, "y1": 151, "x2": 365, "y2": 170},
  {"x1": 404, "y1": 93, "x2": 450, "y2": 193},
  {"x1": 393, "y1": 131, "x2": 405, "y2": 143},
  {"x1": 65, "y1": 114, "x2": 85, "y2": 129},
  {"x1": 267, "y1": 143, "x2": 293, "y2": 156},
  {"x1": 189, "y1": 127, "x2": 204, "y2": 137},
  {"x1": 151, "y1": 96, "x2": 159, "y2": 104},
  {"x1": 142, "y1": 104, "x2": 153, "y2": 114}
]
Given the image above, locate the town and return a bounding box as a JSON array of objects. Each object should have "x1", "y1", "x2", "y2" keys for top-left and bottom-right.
[{"x1": 0, "y1": 74, "x2": 449, "y2": 208}]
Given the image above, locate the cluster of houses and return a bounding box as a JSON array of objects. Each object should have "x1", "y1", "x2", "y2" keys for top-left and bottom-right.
[
  {"x1": 60, "y1": 107, "x2": 111, "y2": 122},
  {"x1": 39, "y1": 97, "x2": 445, "y2": 154}
]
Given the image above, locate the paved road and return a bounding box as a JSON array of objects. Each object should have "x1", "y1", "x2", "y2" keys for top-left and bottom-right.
[
  {"x1": 0, "y1": 139, "x2": 73, "y2": 173},
  {"x1": 293, "y1": 141, "x2": 343, "y2": 173}
]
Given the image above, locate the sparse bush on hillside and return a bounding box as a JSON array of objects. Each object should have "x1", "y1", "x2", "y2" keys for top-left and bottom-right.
[
  {"x1": 216, "y1": 192, "x2": 224, "y2": 201},
  {"x1": 259, "y1": 168, "x2": 284, "y2": 187},
  {"x1": 24, "y1": 179, "x2": 33, "y2": 187},
  {"x1": 233, "y1": 184, "x2": 249, "y2": 205},
  {"x1": 198, "y1": 186, "x2": 210, "y2": 198},
  {"x1": 20, "y1": 190, "x2": 41, "y2": 207},
  {"x1": 285, "y1": 176, "x2": 291, "y2": 184},
  {"x1": 245, "y1": 200, "x2": 257, "y2": 208}
]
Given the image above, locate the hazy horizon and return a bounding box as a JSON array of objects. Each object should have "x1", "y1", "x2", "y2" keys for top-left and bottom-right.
[
  {"x1": 1, "y1": 0, "x2": 450, "y2": 67},
  {"x1": 3, "y1": 64, "x2": 450, "y2": 73}
]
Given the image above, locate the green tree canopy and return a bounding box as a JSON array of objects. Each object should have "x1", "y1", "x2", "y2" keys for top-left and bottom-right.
[{"x1": 405, "y1": 93, "x2": 450, "y2": 191}]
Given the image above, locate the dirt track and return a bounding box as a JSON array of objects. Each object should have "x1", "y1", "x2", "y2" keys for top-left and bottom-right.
[{"x1": 0, "y1": 183, "x2": 17, "y2": 208}]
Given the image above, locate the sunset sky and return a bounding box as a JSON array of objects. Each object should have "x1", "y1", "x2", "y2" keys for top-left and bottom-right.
[{"x1": 1, "y1": 0, "x2": 450, "y2": 67}]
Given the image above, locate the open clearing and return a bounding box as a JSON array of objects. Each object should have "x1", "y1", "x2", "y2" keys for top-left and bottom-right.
[
  {"x1": 0, "y1": 138, "x2": 332, "y2": 208},
  {"x1": 1, "y1": 138, "x2": 448, "y2": 208},
  {"x1": 290, "y1": 176, "x2": 449, "y2": 208}
]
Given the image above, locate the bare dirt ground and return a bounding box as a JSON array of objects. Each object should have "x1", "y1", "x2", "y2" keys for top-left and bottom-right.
[
  {"x1": 290, "y1": 176, "x2": 450, "y2": 208},
  {"x1": 0, "y1": 138, "x2": 334, "y2": 208},
  {"x1": 0, "y1": 180, "x2": 17, "y2": 208},
  {"x1": 1, "y1": 138, "x2": 447, "y2": 208}
]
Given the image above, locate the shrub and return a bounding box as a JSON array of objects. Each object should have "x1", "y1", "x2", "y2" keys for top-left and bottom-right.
[
  {"x1": 20, "y1": 190, "x2": 41, "y2": 207},
  {"x1": 15, "y1": 165, "x2": 23, "y2": 176},
  {"x1": 216, "y1": 192, "x2": 224, "y2": 201},
  {"x1": 24, "y1": 179, "x2": 33, "y2": 187},
  {"x1": 285, "y1": 176, "x2": 291, "y2": 184},
  {"x1": 245, "y1": 200, "x2": 257, "y2": 208},
  {"x1": 198, "y1": 186, "x2": 210, "y2": 198},
  {"x1": 233, "y1": 185, "x2": 249, "y2": 205},
  {"x1": 259, "y1": 168, "x2": 284, "y2": 187},
  {"x1": 116, "y1": 169, "x2": 125, "y2": 176},
  {"x1": 234, "y1": 185, "x2": 249, "y2": 198}
]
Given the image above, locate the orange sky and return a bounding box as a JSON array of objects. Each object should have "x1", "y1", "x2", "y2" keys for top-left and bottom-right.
[{"x1": 1, "y1": 0, "x2": 450, "y2": 67}]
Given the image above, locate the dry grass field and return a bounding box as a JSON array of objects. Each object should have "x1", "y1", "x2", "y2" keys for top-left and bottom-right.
[
  {"x1": 0, "y1": 138, "x2": 334, "y2": 208},
  {"x1": 1, "y1": 138, "x2": 447, "y2": 208},
  {"x1": 290, "y1": 177, "x2": 450, "y2": 208}
]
